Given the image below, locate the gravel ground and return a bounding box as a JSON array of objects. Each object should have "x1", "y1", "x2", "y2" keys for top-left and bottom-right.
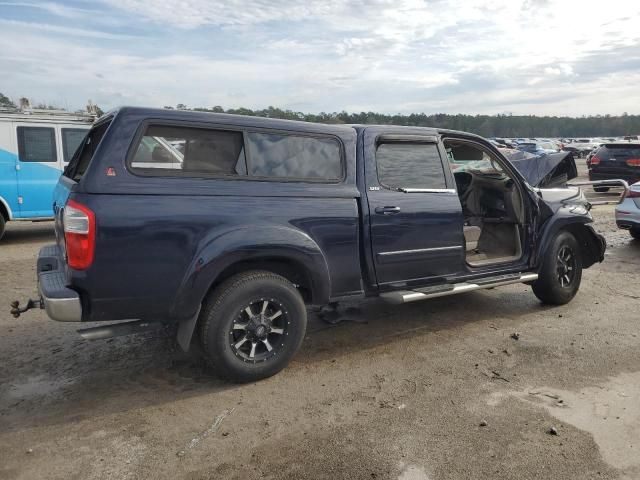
[{"x1": 0, "y1": 165, "x2": 638, "y2": 480}]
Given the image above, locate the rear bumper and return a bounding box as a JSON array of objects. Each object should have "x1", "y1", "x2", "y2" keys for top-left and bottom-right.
[
  {"x1": 615, "y1": 198, "x2": 640, "y2": 230},
  {"x1": 616, "y1": 220, "x2": 640, "y2": 230},
  {"x1": 589, "y1": 171, "x2": 639, "y2": 184},
  {"x1": 37, "y1": 244, "x2": 82, "y2": 322}
]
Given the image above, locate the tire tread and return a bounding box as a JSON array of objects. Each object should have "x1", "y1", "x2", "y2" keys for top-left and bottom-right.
[{"x1": 199, "y1": 270, "x2": 306, "y2": 382}]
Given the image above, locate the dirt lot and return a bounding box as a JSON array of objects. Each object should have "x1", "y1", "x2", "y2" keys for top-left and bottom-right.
[{"x1": 1, "y1": 164, "x2": 639, "y2": 480}]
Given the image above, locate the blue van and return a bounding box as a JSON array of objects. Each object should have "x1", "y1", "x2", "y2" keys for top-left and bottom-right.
[{"x1": 0, "y1": 108, "x2": 93, "y2": 240}]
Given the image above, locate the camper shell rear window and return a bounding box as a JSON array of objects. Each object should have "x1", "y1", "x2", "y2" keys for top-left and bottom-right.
[{"x1": 64, "y1": 119, "x2": 112, "y2": 181}]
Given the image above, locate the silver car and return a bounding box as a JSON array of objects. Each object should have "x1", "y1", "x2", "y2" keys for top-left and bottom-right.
[{"x1": 615, "y1": 181, "x2": 640, "y2": 240}]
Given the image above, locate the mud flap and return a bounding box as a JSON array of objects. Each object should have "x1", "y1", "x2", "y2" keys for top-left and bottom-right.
[{"x1": 176, "y1": 307, "x2": 200, "y2": 352}]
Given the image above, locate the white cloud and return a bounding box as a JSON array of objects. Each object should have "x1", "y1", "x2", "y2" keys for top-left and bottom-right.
[
  {"x1": 1, "y1": 0, "x2": 640, "y2": 115},
  {"x1": 543, "y1": 65, "x2": 574, "y2": 77},
  {"x1": 0, "y1": 1, "x2": 88, "y2": 18},
  {"x1": 0, "y1": 19, "x2": 135, "y2": 39}
]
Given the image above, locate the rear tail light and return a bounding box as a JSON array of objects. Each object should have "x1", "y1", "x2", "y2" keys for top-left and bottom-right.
[
  {"x1": 589, "y1": 156, "x2": 601, "y2": 166},
  {"x1": 63, "y1": 200, "x2": 96, "y2": 270},
  {"x1": 626, "y1": 158, "x2": 640, "y2": 167}
]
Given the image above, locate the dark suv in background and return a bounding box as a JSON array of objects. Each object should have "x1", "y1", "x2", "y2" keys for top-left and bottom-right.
[{"x1": 588, "y1": 143, "x2": 640, "y2": 191}]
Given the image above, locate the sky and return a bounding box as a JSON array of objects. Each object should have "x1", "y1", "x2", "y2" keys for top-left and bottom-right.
[{"x1": 1, "y1": 0, "x2": 640, "y2": 116}]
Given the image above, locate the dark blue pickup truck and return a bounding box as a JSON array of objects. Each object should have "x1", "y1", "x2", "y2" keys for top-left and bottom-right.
[{"x1": 20, "y1": 107, "x2": 606, "y2": 382}]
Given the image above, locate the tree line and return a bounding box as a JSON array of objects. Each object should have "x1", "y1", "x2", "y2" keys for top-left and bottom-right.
[
  {"x1": 2, "y1": 92, "x2": 638, "y2": 137},
  {"x1": 178, "y1": 105, "x2": 640, "y2": 138}
]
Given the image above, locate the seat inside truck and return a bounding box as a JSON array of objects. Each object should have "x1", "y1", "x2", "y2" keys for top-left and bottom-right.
[{"x1": 445, "y1": 140, "x2": 525, "y2": 266}]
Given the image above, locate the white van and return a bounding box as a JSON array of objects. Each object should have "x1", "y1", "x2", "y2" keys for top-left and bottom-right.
[{"x1": 0, "y1": 107, "x2": 94, "y2": 240}]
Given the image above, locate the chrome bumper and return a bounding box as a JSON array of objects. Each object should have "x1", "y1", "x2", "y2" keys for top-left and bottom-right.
[{"x1": 37, "y1": 244, "x2": 82, "y2": 322}]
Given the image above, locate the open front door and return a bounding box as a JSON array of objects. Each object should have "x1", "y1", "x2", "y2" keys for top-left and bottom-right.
[{"x1": 364, "y1": 128, "x2": 465, "y2": 287}]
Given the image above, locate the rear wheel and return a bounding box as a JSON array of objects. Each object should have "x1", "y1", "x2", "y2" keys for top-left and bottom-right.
[
  {"x1": 532, "y1": 231, "x2": 582, "y2": 305},
  {"x1": 631, "y1": 227, "x2": 640, "y2": 240},
  {"x1": 0, "y1": 215, "x2": 5, "y2": 241},
  {"x1": 199, "y1": 271, "x2": 307, "y2": 383}
]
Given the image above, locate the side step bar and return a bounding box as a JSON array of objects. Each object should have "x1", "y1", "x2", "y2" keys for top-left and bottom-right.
[{"x1": 380, "y1": 273, "x2": 539, "y2": 304}]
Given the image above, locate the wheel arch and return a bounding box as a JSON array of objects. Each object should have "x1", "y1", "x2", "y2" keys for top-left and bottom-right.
[
  {"x1": 0, "y1": 196, "x2": 12, "y2": 221},
  {"x1": 534, "y1": 213, "x2": 605, "y2": 270},
  {"x1": 171, "y1": 225, "x2": 332, "y2": 321},
  {"x1": 562, "y1": 223, "x2": 605, "y2": 268}
]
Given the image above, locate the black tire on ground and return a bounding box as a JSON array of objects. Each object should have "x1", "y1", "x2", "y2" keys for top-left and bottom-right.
[
  {"x1": 593, "y1": 186, "x2": 610, "y2": 193},
  {"x1": 199, "y1": 270, "x2": 307, "y2": 383},
  {"x1": 0, "y1": 215, "x2": 5, "y2": 241},
  {"x1": 532, "y1": 231, "x2": 583, "y2": 305},
  {"x1": 631, "y1": 227, "x2": 640, "y2": 241}
]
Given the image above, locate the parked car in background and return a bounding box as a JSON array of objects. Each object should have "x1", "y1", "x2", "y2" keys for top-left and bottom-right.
[
  {"x1": 516, "y1": 141, "x2": 559, "y2": 155},
  {"x1": 536, "y1": 141, "x2": 561, "y2": 154},
  {"x1": 490, "y1": 138, "x2": 515, "y2": 148},
  {"x1": 516, "y1": 142, "x2": 538, "y2": 154},
  {"x1": 615, "y1": 181, "x2": 640, "y2": 240},
  {"x1": 0, "y1": 107, "x2": 93, "y2": 240},
  {"x1": 564, "y1": 138, "x2": 602, "y2": 157},
  {"x1": 19, "y1": 107, "x2": 607, "y2": 382},
  {"x1": 588, "y1": 143, "x2": 640, "y2": 192}
]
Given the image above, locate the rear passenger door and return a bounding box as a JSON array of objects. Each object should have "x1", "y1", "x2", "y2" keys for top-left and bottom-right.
[
  {"x1": 364, "y1": 129, "x2": 465, "y2": 287},
  {"x1": 15, "y1": 124, "x2": 61, "y2": 218}
]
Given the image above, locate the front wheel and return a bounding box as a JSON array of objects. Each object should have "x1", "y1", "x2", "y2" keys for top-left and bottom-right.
[
  {"x1": 631, "y1": 227, "x2": 640, "y2": 241},
  {"x1": 532, "y1": 231, "x2": 583, "y2": 305},
  {"x1": 199, "y1": 271, "x2": 307, "y2": 383},
  {"x1": 0, "y1": 215, "x2": 5, "y2": 241}
]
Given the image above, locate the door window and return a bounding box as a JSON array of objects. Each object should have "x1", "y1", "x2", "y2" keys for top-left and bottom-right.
[
  {"x1": 17, "y1": 127, "x2": 57, "y2": 163},
  {"x1": 376, "y1": 142, "x2": 447, "y2": 190}
]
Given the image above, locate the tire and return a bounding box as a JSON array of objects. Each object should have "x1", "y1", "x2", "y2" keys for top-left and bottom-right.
[
  {"x1": 532, "y1": 231, "x2": 582, "y2": 305},
  {"x1": 0, "y1": 215, "x2": 5, "y2": 242},
  {"x1": 593, "y1": 186, "x2": 610, "y2": 193},
  {"x1": 199, "y1": 270, "x2": 307, "y2": 383},
  {"x1": 631, "y1": 227, "x2": 640, "y2": 241}
]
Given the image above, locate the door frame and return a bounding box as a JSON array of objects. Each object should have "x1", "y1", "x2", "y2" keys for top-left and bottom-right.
[
  {"x1": 440, "y1": 132, "x2": 538, "y2": 275},
  {"x1": 363, "y1": 126, "x2": 466, "y2": 288}
]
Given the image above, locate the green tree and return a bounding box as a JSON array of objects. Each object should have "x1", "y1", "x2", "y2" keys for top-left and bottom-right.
[
  {"x1": 0, "y1": 92, "x2": 15, "y2": 108},
  {"x1": 162, "y1": 103, "x2": 640, "y2": 137}
]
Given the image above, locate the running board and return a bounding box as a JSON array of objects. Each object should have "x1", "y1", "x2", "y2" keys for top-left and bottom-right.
[{"x1": 380, "y1": 273, "x2": 538, "y2": 304}]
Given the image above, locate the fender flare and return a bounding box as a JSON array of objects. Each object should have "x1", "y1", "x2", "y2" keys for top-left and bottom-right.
[
  {"x1": 533, "y1": 208, "x2": 605, "y2": 269},
  {"x1": 171, "y1": 225, "x2": 331, "y2": 319},
  {"x1": 0, "y1": 196, "x2": 13, "y2": 220}
]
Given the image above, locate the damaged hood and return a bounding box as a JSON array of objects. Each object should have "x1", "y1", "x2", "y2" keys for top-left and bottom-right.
[{"x1": 499, "y1": 148, "x2": 578, "y2": 188}]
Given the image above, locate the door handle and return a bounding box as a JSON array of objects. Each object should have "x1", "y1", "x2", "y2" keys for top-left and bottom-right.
[{"x1": 375, "y1": 206, "x2": 401, "y2": 215}]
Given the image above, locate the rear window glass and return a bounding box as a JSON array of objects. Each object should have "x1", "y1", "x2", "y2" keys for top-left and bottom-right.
[
  {"x1": 130, "y1": 125, "x2": 246, "y2": 176},
  {"x1": 600, "y1": 145, "x2": 640, "y2": 157},
  {"x1": 17, "y1": 126, "x2": 57, "y2": 163},
  {"x1": 62, "y1": 128, "x2": 88, "y2": 163},
  {"x1": 376, "y1": 143, "x2": 446, "y2": 190},
  {"x1": 64, "y1": 120, "x2": 111, "y2": 181},
  {"x1": 246, "y1": 132, "x2": 342, "y2": 180}
]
